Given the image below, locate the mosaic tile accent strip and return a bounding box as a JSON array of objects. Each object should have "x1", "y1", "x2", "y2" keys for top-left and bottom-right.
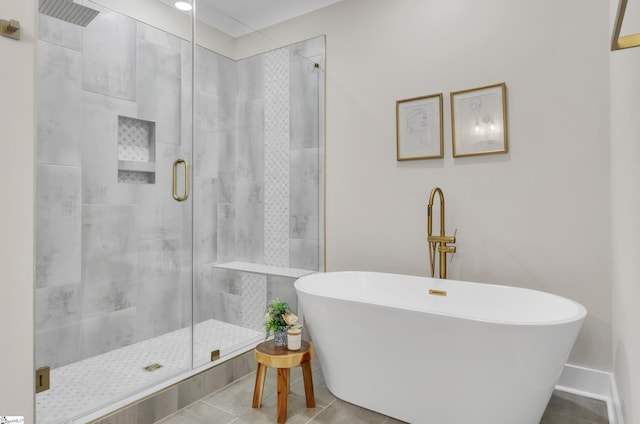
[
  {"x1": 117, "y1": 170, "x2": 154, "y2": 184},
  {"x1": 240, "y1": 273, "x2": 267, "y2": 331},
  {"x1": 36, "y1": 319, "x2": 262, "y2": 424},
  {"x1": 117, "y1": 116, "x2": 154, "y2": 162},
  {"x1": 263, "y1": 48, "x2": 290, "y2": 268}
]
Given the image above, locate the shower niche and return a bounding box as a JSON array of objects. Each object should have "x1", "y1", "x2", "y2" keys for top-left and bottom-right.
[{"x1": 117, "y1": 115, "x2": 156, "y2": 184}]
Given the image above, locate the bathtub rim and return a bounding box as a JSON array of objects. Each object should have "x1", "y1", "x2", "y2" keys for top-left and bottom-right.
[{"x1": 295, "y1": 271, "x2": 587, "y2": 327}]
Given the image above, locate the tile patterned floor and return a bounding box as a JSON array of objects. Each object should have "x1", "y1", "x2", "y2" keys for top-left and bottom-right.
[
  {"x1": 157, "y1": 359, "x2": 610, "y2": 424},
  {"x1": 541, "y1": 390, "x2": 609, "y2": 424},
  {"x1": 37, "y1": 319, "x2": 262, "y2": 424}
]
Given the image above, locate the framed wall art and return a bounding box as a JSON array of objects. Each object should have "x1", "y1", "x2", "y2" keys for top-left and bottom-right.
[
  {"x1": 451, "y1": 82, "x2": 508, "y2": 158},
  {"x1": 396, "y1": 93, "x2": 444, "y2": 160}
]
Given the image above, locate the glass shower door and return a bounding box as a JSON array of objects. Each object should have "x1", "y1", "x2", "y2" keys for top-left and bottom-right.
[{"x1": 34, "y1": 1, "x2": 194, "y2": 422}]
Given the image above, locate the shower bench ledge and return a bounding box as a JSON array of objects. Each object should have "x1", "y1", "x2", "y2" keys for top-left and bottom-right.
[{"x1": 213, "y1": 261, "x2": 317, "y2": 279}]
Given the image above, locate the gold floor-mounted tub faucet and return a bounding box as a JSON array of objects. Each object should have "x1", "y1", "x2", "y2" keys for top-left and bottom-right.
[{"x1": 427, "y1": 187, "x2": 457, "y2": 279}]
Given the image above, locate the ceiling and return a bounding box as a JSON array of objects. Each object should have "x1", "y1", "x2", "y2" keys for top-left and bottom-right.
[{"x1": 162, "y1": 0, "x2": 345, "y2": 38}]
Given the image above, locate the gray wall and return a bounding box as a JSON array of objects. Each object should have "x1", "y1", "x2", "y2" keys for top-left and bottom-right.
[
  {"x1": 36, "y1": 2, "x2": 324, "y2": 369},
  {"x1": 36, "y1": 3, "x2": 190, "y2": 369},
  {"x1": 195, "y1": 37, "x2": 324, "y2": 332}
]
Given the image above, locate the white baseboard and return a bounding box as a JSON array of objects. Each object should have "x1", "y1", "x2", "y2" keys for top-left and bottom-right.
[{"x1": 556, "y1": 364, "x2": 624, "y2": 424}]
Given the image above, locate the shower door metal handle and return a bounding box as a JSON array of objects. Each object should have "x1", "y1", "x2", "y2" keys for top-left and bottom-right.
[{"x1": 172, "y1": 158, "x2": 190, "y2": 202}]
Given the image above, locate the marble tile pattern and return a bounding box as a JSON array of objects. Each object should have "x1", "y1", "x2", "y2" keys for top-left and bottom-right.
[
  {"x1": 235, "y1": 54, "x2": 265, "y2": 267},
  {"x1": 118, "y1": 170, "x2": 154, "y2": 184},
  {"x1": 290, "y1": 37, "x2": 323, "y2": 151},
  {"x1": 180, "y1": 40, "x2": 193, "y2": 155},
  {"x1": 235, "y1": 61, "x2": 265, "y2": 264},
  {"x1": 38, "y1": 13, "x2": 82, "y2": 52},
  {"x1": 134, "y1": 141, "x2": 183, "y2": 241},
  {"x1": 36, "y1": 319, "x2": 262, "y2": 424},
  {"x1": 289, "y1": 38, "x2": 324, "y2": 271},
  {"x1": 35, "y1": 164, "x2": 81, "y2": 290},
  {"x1": 231, "y1": 37, "x2": 324, "y2": 273},
  {"x1": 81, "y1": 3, "x2": 137, "y2": 101},
  {"x1": 137, "y1": 38, "x2": 181, "y2": 144},
  {"x1": 156, "y1": 366, "x2": 609, "y2": 424},
  {"x1": 264, "y1": 47, "x2": 291, "y2": 268},
  {"x1": 81, "y1": 90, "x2": 137, "y2": 205},
  {"x1": 134, "y1": 238, "x2": 182, "y2": 342},
  {"x1": 240, "y1": 273, "x2": 268, "y2": 331},
  {"x1": 36, "y1": 10, "x2": 189, "y2": 372},
  {"x1": 36, "y1": 9, "x2": 324, "y2": 420},
  {"x1": 267, "y1": 276, "x2": 299, "y2": 316},
  {"x1": 89, "y1": 350, "x2": 257, "y2": 424},
  {"x1": 36, "y1": 39, "x2": 82, "y2": 166},
  {"x1": 136, "y1": 23, "x2": 182, "y2": 56},
  {"x1": 117, "y1": 116, "x2": 153, "y2": 162},
  {"x1": 81, "y1": 205, "x2": 137, "y2": 319},
  {"x1": 193, "y1": 176, "x2": 218, "y2": 266},
  {"x1": 289, "y1": 148, "x2": 320, "y2": 241},
  {"x1": 211, "y1": 289, "x2": 243, "y2": 329}
]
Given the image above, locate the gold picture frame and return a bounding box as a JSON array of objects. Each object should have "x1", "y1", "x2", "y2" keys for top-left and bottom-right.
[
  {"x1": 396, "y1": 93, "x2": 444, "y2": 161},
  {"x1": 451, "y1": 82, "x2": 508, "y2": 158},
  {"x1": 612, "y1": 0, "x2": 640, "y2": 51}
]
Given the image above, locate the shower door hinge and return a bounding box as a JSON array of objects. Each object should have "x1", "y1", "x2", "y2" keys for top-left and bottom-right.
[
  {"x1": 35, "y1": 366, "x2": 50, "y2": 393},
  {"x1": 211, "y1": 350, "x2": 220, "y2": 362}
]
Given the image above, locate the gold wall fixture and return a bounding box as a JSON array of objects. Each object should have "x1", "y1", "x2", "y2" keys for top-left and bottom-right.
[
  {"x1": 35, "y1": 366, "x2": 50, "y2": 393},
  {"x1": 0, "y1": 19, "x2": 21, "y2": 40},
  {"x1": 612, "y1": 0, "x2": 640, "y2": 50},
  {"x1": 427, "y1": 187, "x2": 457, "y2": 279}
]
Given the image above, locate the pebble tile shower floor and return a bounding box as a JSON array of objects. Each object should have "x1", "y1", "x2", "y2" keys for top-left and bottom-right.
[
  {"x1": 36, "y1": 319, "x2": 262, "y2": 424},
  {"x1": 156, "y1": 358, "x2": 609, "y2": 424}
]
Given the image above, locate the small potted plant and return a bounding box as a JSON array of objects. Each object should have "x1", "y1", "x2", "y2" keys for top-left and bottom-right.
[{"x1": 265, "y1": 299, "x2": 298, "y2": 346}]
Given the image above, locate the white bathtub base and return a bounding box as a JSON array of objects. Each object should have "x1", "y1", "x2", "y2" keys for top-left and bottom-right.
[{"x1": 296, "y1": 271, "x2": 587, "y2": 424}]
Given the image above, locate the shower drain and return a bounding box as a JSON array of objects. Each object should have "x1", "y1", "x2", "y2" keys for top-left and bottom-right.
[{"x1": 143, "y1": 363, "x2": 163, "y2": 372}]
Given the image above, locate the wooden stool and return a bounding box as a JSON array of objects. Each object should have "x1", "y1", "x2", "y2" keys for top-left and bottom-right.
[{"x1": 252, "y1": 340, "x2": 315, "y2": 423}]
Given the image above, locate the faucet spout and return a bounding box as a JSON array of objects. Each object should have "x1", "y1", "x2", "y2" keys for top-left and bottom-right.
[
  {"x1": 427, "y1": 187, "x2": 456, "y2": 279},
  {"x1": 427, "y1": 187, "x2": 444, "y2": 238}
]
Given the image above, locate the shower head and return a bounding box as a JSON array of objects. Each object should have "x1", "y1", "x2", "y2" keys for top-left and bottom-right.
[{"x1": 39, "y1": 0, "x2": 100, "y2": 27}]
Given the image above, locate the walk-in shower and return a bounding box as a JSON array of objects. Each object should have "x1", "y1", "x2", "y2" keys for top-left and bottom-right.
[{"x1": 34, "y1": 1, "x2": 324, "y2": 422}]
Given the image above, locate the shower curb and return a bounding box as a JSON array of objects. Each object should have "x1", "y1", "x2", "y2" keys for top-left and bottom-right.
[{"x1": 82, "y1": 347, "x2": 258, "y2": 424}]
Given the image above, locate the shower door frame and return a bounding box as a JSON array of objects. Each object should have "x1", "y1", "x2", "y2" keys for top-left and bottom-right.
[
  {"x1": 34, "y1": 1, "x2": 326, "y2": 421},
  {"x1": 34, "y1": 1, "x2": 197, "y2": 422}
]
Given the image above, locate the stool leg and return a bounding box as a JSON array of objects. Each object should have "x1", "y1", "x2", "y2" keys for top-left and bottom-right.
[
  {"x1": 301, "y1": 361, "x2": 316, "y2": 408},
  {"x1": 277, "y1": 368, "x2": 288, "y2": 423},
  {"x1": 286, "y1": 368, "x2": 291, "y2": 394},
  {"x1": 252, "y1": 363, "x2": 267, "y2": 408}
]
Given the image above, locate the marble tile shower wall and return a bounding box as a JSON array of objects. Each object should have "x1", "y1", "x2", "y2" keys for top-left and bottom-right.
[
  {"x1": 289, "y1": 37, "x2": 323, "y2": 272},
  {"x1": 236, "y1": 37, "x2": 323, "y2": 273},
  {"x1": 36, "y1": 0, "x2": 324, "y2": 370},
  {"x1": 192, "y1": 45, "x2": 241, "y2": 329},
  {"x1": 196, "y1": 38, "x2": 324, "y2": 332},
  {"x1": 35, "y1": 3, "x2": 191, "y2": 369}
]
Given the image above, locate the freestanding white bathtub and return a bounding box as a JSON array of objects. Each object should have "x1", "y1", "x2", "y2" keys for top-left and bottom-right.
[{"x1": 294, "y1": 271, "x2": 586, "y2": 424}]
